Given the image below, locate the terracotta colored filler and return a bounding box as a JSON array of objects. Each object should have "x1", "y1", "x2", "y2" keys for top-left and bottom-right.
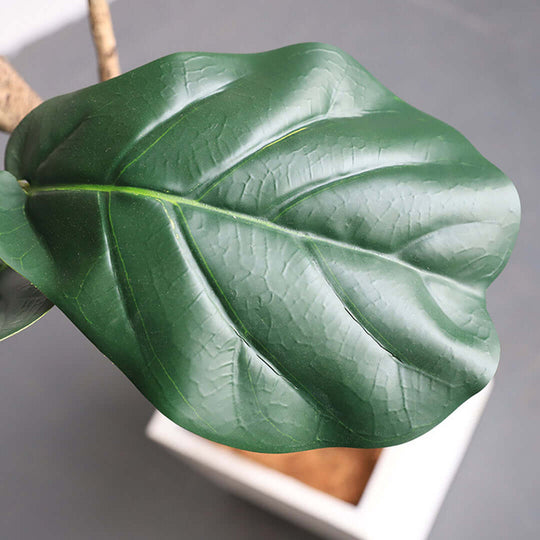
[{"x1": 228, "y1": 447, "x2": 382, "y2": 504}]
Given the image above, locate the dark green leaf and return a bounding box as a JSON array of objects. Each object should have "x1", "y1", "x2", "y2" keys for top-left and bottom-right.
[
  {"x1": 0, "y1": 260, "x2": 52, "y2": 341},
  {"x1": 0, "y1": 43, "x2": 520, "y2": 451}
]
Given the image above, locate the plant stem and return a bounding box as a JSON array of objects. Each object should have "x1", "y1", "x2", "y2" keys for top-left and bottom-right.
[
  {"x1": 0, "y1": 57, "x2": 42, "y2": 133},
  {"x1": 88, "y1": 0, "x2": 121, "y2": 81},
  {"x1": 0, "y1": 1, "x2": 120, "y2": 135}
]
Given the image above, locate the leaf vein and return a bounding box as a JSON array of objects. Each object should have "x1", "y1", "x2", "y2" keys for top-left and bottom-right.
[{"x1": 102, "y1": 193, "x2": 216, "y2": 432}]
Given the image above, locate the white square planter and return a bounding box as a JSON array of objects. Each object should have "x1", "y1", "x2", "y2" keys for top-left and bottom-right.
[{"x1": 146, "y1": 383, "x2": 492, "y2": 540}]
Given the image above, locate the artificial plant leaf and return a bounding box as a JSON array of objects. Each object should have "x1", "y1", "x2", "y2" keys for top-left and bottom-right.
[
  {"x1": 0, "y1": 259, "x2": 52, "y2": 341},
  {"x1": 0, "y1": 43, "x2": 519, "y2": 451}
]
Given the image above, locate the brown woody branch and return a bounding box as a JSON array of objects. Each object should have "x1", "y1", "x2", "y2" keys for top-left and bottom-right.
[
  {"x1": 0, "y1": 0, "x2": 120, "y2": 134},
  {"x1": 0, "y1": 57, "x2": 42, "y2": 133},
  {"x1": 88, "y1": 0, "x2": 121, "y2": 81}
]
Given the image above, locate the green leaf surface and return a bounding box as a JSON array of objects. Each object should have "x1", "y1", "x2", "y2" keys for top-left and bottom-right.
[
  {"x1": 0, "y1": 43, "x2": 520, "y2": 451},
  {"x1": 0, "y1": 260, "x2": 52, "y2": 341}
]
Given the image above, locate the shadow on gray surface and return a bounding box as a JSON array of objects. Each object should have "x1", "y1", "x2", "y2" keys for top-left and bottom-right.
[{"x1": 0, "y1": 309, "x2": 322, "y2": 540}]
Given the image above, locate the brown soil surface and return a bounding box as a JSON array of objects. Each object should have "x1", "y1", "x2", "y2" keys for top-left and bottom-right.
[{"x1": 228, "y1": 447, "x2": 382, "y2": 505}]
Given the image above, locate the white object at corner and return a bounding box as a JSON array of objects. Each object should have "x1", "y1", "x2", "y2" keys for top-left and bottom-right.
[
  {"x1": 147, "y1": 383, "x2": 493, "y2": 540},
  {"x1": 0, "y1": 0, "x2": 117, "y2": 56}
]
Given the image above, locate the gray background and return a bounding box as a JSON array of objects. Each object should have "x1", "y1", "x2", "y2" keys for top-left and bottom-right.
[{"x1": 1, "y1": 1, "x2": 538, "y2": 538}]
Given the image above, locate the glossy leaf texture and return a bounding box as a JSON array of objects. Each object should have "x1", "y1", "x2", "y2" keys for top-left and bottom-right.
[
  {"x1": 0, "y1": 259, "x2": 52, "y2": 340},
  {"x1": 0, "y1": 43, "x2": 520, "y2": 451}
]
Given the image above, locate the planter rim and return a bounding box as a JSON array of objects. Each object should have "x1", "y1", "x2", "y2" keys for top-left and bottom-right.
[{"x1": 147, "y1": 383, "x2": 493, "y2": 540}]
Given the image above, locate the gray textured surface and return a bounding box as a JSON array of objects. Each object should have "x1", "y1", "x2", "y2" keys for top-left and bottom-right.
[{"x1": 1, "y1": 1, "x2": 538, "y2": 539}]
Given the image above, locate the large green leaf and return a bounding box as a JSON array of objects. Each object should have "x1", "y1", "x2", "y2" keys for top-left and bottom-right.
[
  {"x1": 0, "y1": 261, "x2": 52, "y2": 340},
  {"x1": 0, "y1": 43, "x2": 519, "y2": 451}
]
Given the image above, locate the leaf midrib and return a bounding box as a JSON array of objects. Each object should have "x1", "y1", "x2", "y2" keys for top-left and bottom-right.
[{"x1": 28, "y1": 183, "x2": 482, "y2": 297}]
